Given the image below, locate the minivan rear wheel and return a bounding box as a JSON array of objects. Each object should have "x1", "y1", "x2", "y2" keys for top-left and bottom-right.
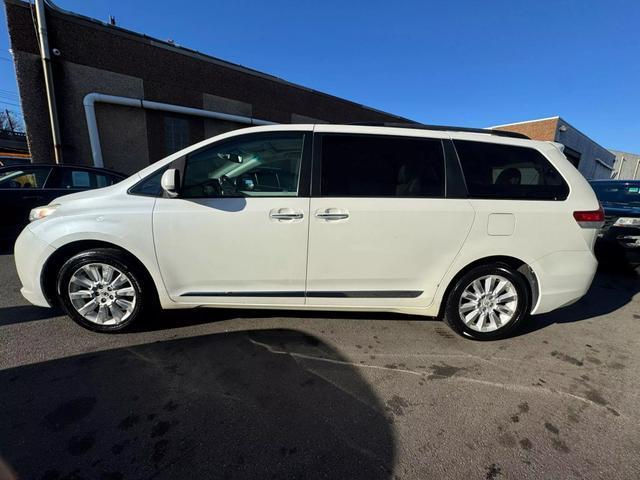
[
  {"x1": 56, "y1": 248, "x2": 150, "y2": 332},
  {"x1": 443, "y1": 264, "x2": 530, "y2": 340}
]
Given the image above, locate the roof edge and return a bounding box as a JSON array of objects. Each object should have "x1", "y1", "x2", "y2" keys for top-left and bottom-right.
[
  {"x1": 489, "y1": 116, "x2": 560, "y2": 129},
  {"x1": 609, "y1": 149, "x2": 640, "y2": 157},
  {"x1": 554, "y1": 117, "x2": 614, "y2": 165}
]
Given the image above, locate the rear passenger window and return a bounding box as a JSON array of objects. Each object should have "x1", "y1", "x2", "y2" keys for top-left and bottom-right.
[
  {"x1": 453, "y1": 140, "x2": 569, "y2": 200},
  {"x1": 320, "y1": 135, "x2": 445, "y2": 197}
]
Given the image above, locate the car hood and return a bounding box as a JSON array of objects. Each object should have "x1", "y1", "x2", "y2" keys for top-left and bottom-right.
[{"x1": 51, "y1": 182, "x2": 124, "y2": 205}]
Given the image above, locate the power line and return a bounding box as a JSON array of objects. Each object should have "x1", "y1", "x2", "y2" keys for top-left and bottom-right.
[
  {"x1": 0, "y1": 100, "x2": 21, "y2": 108},
  {"x1": 0, "y1": 96, "x2": 20, "y2": 104}
]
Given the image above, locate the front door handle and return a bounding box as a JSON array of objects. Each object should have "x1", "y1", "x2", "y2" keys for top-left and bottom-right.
[
  {"x1": 269, "y1": 208, "x2": 304, "y2": 221},
  {"x1": 22, "y1": 195, "x2": 44, "y2": 201},
  {"x1": 315, "y1": 209, "x2": 349, "y2": 220}
]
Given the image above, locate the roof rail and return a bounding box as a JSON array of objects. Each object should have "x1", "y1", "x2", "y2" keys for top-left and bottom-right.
[{"x1": 347, "y1": 122, "x2": 530, "y2": 140}]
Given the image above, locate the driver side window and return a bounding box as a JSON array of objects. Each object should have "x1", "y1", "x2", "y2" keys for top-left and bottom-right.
[{"x1": 181, "y1": 133, "x2": 306, "y2": 198}]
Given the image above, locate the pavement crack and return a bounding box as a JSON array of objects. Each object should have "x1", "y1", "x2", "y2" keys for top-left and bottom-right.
[
  {"x1": 248, "y1": 338, "x2": 629, "y2": 419},
  {"x1": 247, "y1": 337, "x2": 422, "y2": 376},
  {"x1": 299, "y1": 365, "x2": 382, "y2": 413}
]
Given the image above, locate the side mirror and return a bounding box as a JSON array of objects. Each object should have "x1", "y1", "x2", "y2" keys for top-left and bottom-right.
[{"x1": 160, "y1": 169, "x2": 180, "y2": 197}]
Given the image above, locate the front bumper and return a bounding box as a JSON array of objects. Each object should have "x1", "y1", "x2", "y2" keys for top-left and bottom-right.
[{"x1": 14, "y1": 226, "x2": 55, "y2": 307}]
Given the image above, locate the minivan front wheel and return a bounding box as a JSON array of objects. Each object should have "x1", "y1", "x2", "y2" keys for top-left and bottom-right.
[
  {"x1": 443, "y1": 264, "x2": 530, "y2": 340},
  {"x1": 57, "y1": 248, "x2": 149, "y2": 332}
]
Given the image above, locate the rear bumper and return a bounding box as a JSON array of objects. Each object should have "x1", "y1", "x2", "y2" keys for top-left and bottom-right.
[
  {"x1": 531, "y1": 250, "x2": 598, "y2": 315},
  {"x1": 14, "y1": 226, "x2": 55, "y2": 308}
]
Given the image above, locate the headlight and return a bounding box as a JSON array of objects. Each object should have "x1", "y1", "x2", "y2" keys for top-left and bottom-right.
[
  {"x1": 613, "y1": 217, "x2": 640, "y2": 227},
  {"x1": 29, "y1": 204, "x2": 60, "y2": 222}
]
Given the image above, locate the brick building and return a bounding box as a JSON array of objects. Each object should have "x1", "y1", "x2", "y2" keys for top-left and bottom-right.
[
  {"x1": 491, "y1": 116, "x2": 615, "y2": 180},
  {"x1": 4, "y1": 0, "x2": 410, "y2": 174},
  {"x1": 0, "y1": 129, "x2": 28, "y2": 156}
]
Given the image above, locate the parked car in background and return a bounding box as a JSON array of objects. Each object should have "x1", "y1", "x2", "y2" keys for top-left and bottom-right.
[
  {"x1": 0, "y1": 164, "x2": 125, "y2": 240},
  {"x1": 590, "y1": 179, "x2": 640, "y2": 268},
  {"x1": 14, "y1": 124, "x2": 602, "y2": 339}
]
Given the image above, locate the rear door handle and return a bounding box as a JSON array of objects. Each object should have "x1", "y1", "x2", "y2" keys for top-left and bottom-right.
[
  {"x1": 269, "y1": 208, "x2": 304, "y2": 221},
  {"x1": 315, "y1": 209, "x2": 349, "y2": 220},
  {"x1": 22, "y1": 195, "x2": 44, "y2": 201}
]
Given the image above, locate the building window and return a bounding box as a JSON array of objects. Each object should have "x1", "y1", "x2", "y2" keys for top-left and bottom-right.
[{"x1": 164, "y1": 117, "x2": 190, "y2": 155}]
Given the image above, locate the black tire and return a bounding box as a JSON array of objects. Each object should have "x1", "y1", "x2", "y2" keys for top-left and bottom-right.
[
  {"x1": 56, "y1": 248, "x2": 153, "y2": 332},
  {"x1": 442, "y1": 264, "x2": 530, "y2": 340}
]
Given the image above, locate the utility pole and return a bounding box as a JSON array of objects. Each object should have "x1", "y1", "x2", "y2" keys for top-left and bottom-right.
[{"x1": 4, "y1": 109, "x2": 15, "y2": 133}]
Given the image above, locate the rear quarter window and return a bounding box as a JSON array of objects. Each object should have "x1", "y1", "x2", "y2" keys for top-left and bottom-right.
[{"x1": 453, "y1": 140, "x2": 569, "y2": 200}]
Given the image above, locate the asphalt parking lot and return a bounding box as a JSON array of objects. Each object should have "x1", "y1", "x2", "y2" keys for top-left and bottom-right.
[{"x1": 1, "y1": 251, "x2": 639, "y2": 480}]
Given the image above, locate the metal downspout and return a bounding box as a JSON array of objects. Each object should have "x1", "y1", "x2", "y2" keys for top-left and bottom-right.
[
  {"x1": 35, "y1": 0, "x2": 63, "y2": 163},
  {"x1": 82, "y1": 93, "x2": 276, "y2": 168}
]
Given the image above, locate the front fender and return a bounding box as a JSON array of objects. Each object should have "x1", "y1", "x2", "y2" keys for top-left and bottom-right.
[{"x1": 29, "y1": 194, "x2": 173, "y2": 307}]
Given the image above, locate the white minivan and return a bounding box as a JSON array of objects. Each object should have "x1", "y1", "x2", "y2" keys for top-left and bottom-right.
[{"x1": 14, "y1": 124, "x2": 603, "y2": 339}]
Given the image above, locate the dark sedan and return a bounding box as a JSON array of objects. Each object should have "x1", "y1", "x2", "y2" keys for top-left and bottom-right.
[
  {"x1": 0, "y1": 163, "x2": 126, "y2": 240},
  {"x1": 590, "y1": 179, "x2": 640, "y2": 268}
]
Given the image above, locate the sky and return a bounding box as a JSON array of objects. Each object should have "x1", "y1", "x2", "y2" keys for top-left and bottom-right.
[{"x1": 1, "y1": 0, "x2": 639, "y2": 152}]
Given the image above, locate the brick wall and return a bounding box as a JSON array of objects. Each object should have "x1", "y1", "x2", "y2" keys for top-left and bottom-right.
[
  {"x1": 493, "y1": 118, "x2": 559, "y2": 141},
  {"x1": 5, "y1": 0, "x2": 410, "y2": 172}
]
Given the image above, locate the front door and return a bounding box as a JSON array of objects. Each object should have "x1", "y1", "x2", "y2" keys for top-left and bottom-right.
[
  {"x1": 306, "y1": 131, "x2": 475, "y2": 308},
  {"x1": 153, "y1": 129, "x2": 312, "y2": 305}
]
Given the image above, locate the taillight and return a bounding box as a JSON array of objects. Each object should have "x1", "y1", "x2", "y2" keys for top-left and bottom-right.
[{"x1": 573, "y1": 205, "x2": 605, "y2": 228}]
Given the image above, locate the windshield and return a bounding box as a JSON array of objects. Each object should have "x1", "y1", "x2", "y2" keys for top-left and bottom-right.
[{"x1": 591, "y1": 182, "x2": 640, "y2": 206}]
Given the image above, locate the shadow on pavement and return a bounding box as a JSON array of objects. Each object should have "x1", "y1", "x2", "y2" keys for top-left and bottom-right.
[
  {"x1": 519, "y1": 267, "x2": 640, "y2": 335},
  {"x1": 0, "y1": 239, "x2": 16, "y2": 255},
  {"x1": 0, "y1": 305, "x2": 61, "y2": 327},
  {"x1": 141, "y1": 305, "x2": 428, "y2": 333},
  {"x1": 0, "y1": 329, "x2": 395, "y2": 480}
]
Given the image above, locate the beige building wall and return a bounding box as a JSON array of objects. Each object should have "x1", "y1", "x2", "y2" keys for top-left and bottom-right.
[{"x1": 58, "y1": 62, "x2": 149, "y2": 174}]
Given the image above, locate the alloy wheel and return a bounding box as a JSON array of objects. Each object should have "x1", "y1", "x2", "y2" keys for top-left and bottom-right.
[
  {"x1": 458, "y1": 274, "x2": 518, "y2": 332},
  {"x1": 67, "y1": 263, "x2": 137, "y2": 325}
]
